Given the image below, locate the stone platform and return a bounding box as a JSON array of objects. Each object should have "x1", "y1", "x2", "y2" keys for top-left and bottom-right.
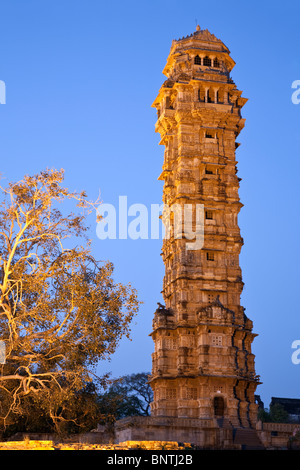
[{"x1": 115, "y1": 416, "x2": 264, "y2": 449}]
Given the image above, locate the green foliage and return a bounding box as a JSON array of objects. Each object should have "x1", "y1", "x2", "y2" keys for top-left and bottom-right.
[
  {"x1": 257, "y1": 407, "x2": 271, "y2": 423},
  {"x1": 97, "y1": 372, "x2": 153, "y2": 423},
  {"x1": 258, "y1": 403, "x2": 290, "y2": 423},
  {"x1": 269, "y1": 403, "x2": 289, "y2": 423}
]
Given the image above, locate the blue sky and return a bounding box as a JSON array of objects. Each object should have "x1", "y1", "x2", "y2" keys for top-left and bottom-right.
[{"x1": 0, "y1": 0, "x2": 299, "y2": 408}]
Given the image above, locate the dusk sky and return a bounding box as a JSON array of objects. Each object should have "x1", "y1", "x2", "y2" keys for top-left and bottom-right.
[{"x1": 0, "y1": 0, "x2": 299, "y2": 408}]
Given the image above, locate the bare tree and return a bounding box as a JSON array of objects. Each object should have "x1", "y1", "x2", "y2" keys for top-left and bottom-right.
[{"x1": 0, "y1": 168, "x2": 140, "y2": 433}]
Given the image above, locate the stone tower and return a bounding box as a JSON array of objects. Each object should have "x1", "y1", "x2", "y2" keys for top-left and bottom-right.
[{"x1": 149, "y1": 26, "x2": 260, "y2": 428}]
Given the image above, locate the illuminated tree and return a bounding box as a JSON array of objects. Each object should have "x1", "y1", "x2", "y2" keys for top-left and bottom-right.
[{"x1": 0, "y1": 169, "x2": 140, "y2": 433}]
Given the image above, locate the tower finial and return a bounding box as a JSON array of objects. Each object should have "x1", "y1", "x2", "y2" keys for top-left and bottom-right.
[{"x1": 196, "y1": 24, "x2": 201, "y2": 31}]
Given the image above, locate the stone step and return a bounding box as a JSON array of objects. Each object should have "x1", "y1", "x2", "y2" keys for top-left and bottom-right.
[{"x1": 233, "y1": 428, "x2": 265, "y2": 449}]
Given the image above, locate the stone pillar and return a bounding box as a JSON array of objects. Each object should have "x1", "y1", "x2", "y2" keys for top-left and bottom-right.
[{"x1": 150, "y1": 26, "x2": 260, "y2": 432}]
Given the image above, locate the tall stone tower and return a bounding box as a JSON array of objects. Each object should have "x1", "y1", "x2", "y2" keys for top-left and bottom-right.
[{"x1": 150, "y1": 26, "x2": 260, "y2": 428}]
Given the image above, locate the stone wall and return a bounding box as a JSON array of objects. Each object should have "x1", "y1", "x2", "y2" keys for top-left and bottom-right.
[
  {"x1": 115, "y1": 416, "x2": 237, "y2": 449},
  {"x1": 256, "y1": 421, "x2": 300, "y2": 449}
]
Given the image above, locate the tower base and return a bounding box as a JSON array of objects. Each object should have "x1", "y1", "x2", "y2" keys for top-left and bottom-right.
[{"x1": 115, "y1": 416, "x2": 264, "y2": 450}]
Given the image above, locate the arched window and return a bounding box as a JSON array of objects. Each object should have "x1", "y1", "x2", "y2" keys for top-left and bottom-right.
[
  {"x1": 213, "y1": 58, "x2": 220, "y2": 68},
  {"x1": 203, "y1": 56, "x2": 211, "y2": 66},
  {"x1": 194, "y1": 55, "x2": 201, "y2": 65},
  {"x1": 214, "y1": 396, "x2": 225, "y2": 417}
]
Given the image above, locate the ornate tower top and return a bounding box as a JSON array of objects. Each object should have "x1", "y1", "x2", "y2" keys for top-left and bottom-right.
[
  {"x1": 161, "y1": 26, "x2": 235, "y2": 80},
  {"x1": 152, "y1": 26, "x2": 247, "y2": 147}
]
